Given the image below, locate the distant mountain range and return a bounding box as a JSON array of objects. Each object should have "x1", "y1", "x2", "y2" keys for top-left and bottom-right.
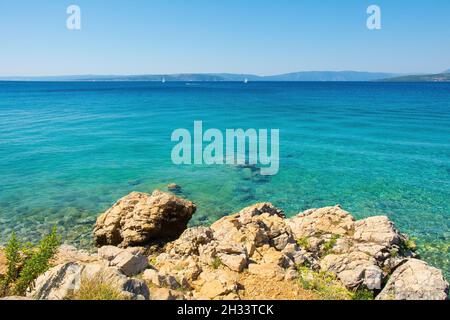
[
  {"x1": 0, "y1": 71, "x2": 398, "y2": 82},
  {"x1": 1, "y1": 69, "x2": 449, "y2": 82}
]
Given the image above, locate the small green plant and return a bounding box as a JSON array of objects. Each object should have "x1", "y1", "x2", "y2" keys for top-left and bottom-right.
[
  {"x1": 296, "y1": 266, "x2": 352, "y2": 300},
  {"x1": 322, "y1": 235, "x2": 340, "y2": 256},
  {"x1": 0, "y1": 227, "x2": 61, "y2": 297},
  {"x1": 211, "y1": 257, "x2": 222, "y2": 269},
  {"x1": 389, "y1": 248, "x2": 398, "y2": 258},
  {"x1": 0, "y1": 233, "x2": 22, "y2": 296},
  {"x1": 14, "y1": 227, "x2": 61, "y2": 295},
  {"x1": 352, "y1": 288, "x2": 375, "y2": 300},
  {"x1": 296, "y1": 237, "x2": 310, "y2": 250},
  {"x1": 149, "y1": 257, "x2": 158, "y2": 267},
  {"x1": 403, "y1": 238, "x2": 417, "y2": 251},
  {"x1": 68, "y1": 274, "x2": 127, "y2": 300}
]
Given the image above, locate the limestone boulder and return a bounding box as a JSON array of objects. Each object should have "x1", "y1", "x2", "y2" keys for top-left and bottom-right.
[
  {"x1": 376, "y1": 259, "x2": 449, "y2": 300},
  {"x1": 166, "y1": 226, "x2": 214, "y2": 257},
  {"x1": 353, "y1": 216, "x2": 405, "y2": 247},
  {"x1": 320, "y1": 252, "x2": 383, "y2": 290},
  {"x1": 93, "y1": 190, "x2": 196, "y2": 247},
  {"x1": 98, "y1": 245, "x2": 148, "y2": 276},
  {"x1": 287, "y1": 205, "x2": 355, "y2": 238},
  {"x1": 195, "y1": 269, "x2": 239, "y2": 300}
]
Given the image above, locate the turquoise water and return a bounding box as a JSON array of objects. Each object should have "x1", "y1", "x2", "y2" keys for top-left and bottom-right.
[{"x1": 0, "y1": 81, "x2": 449, "y2": 277}]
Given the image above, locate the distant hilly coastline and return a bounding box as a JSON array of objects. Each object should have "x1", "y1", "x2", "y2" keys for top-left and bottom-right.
[
  {"x1": 379, "y1": 70, "x2": 450, "y2": 82},
  {"x1": 0, "y1": 71, "x2": 398, "y2": 82},
  {"x1": 1, "y1": 69, "x2": 450, "y2": 82},
  {"x1": 380, "y1": 73, "x2": 450, "y2": 82}
]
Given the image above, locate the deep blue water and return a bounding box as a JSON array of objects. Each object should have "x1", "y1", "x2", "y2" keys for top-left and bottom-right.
[{"x1": 0, "y1": 81, "x2": 449, "y2": 277}]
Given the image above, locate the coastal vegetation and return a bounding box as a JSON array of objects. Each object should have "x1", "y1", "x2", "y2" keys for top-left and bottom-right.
[
  {"x1": 0, "y1": 227, "x2": 60, "y2": 297},
  {"x1": 67, "y1": 273, "x2": 128, "y2": 300}
]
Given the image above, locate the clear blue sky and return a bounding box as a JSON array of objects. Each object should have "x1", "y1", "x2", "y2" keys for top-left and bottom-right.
[{"x1": 1, "y1": 0, "x2": 449, "y2": 76}]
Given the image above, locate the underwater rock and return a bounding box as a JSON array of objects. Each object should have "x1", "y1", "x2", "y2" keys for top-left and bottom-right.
[{"x1": 167, "y1": 183, "x2": 182, "y2": 191}]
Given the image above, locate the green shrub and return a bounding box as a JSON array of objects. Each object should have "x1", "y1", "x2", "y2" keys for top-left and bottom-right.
[
  {"x1": 322, "y1": 235, "x2": 340, "y2": 256},
  {"x1": 0, "y1": 233, "x2": 22, "y2": 296},
  {"x1": 352, "y1": 288, "x2": 375, "y2": 300},
  {"x1": 389, "y1": 248, "x2": 398, "y2": 258},
  {"x1": 0, "y1": 227, "x2": 61, "y2": 297},
  {"x1": 14, "y1": 227, "x2": 61, "y2": 295},
  {"x1": 211, "y1": 257, "x2": 222, "y2": 269},
  {"x1": 296, "y1": 237, "x2": 310, "y2": 250},
  {"x1": 297, "y1": 266, "x2": 352, "y2": 300},
  {"x1": 403, "y1": 238, "x2": 417, "y2": 251}
]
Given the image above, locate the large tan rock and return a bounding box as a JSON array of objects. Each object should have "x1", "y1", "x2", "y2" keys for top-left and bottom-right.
[
  {"x1": 195, "y1": 269, "x2": 239, "y2": 300},
  {"x1": 353, "y1": 216, "x2": 405, "y2": 247},
  {"x1": 93, "y1": 190, "x2": 196, "y2": 247},
  {"x1": 320, "y1": 252, "x2": 383, "y2": 290},
  {"x1": 376, "y1": 259, "x2": 449, "y2": 300},
  {"x1": 166, "y1": 226, "x2": 214, "y2": 257},
  {"x1": 97, "y1": 246, "x2": 149, "y2": 276},
  {"x1": 287, "y1": 205, "x2": 355, "y2": 238}
]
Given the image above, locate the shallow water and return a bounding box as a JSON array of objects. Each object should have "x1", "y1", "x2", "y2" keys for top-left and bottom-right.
[{"x1": 0, "y1": 81, "x2": 449, "y2": 278}]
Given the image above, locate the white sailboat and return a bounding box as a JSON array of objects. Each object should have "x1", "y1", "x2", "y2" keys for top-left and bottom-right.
[
  {"x1": 244, "y1": 78, "x2": 248, "y2": 84},
  {"x1": 161, "y1": 77, "x2": 166, "y2": 83}
]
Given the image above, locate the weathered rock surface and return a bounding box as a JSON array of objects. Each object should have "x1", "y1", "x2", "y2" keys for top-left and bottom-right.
[
  {"x1": 287, "y1": 205, "x2": 355, "y2": 238},
  {"x1": 149, "y1": 287, "x2": 185, "y2": 300},
  {"x1": 353, "y1": 216, "x2": 405, "y2": 247},
  {"x1": 93, "y1": 190, "x2": 196, "y2": 247},
  {"x1": 0, "y1": 296, "x2": 32, "y2": 300},
  {"x1": 285, "y1": 207, "x2": 426, "y2": 294},
  {"x1": 27, "y1": 262, "x2": 149, "y2": 300},
  {"x1": 376, "y1": 259, "x2": 449, "y2": 300},
  {"x1": 53, "y1": 245, "x2": 98, "y2": 265},
  {"x1": 98, "y1": 245, "x2": 149, "y2": 276},
  {"x1": 15, "y1": 193, "x2": 448, "y2": 301},
  {"x1": 142, "y1": 269, "x2": 181, "y2": 290}
]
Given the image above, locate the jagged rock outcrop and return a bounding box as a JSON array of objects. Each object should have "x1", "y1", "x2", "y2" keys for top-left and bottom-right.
[
  {"x1": 16, "y1": 194, "x2": 448, "y2": 301},
  {"x1": 285, "y1": 206, "x2": 419, "y2": 291},
  {"x1": 93, "y1": 190, "x2": 196, "y2": 247},
  {"x1": 376, "y1": 259, "x2": 449, "y2": 300}
]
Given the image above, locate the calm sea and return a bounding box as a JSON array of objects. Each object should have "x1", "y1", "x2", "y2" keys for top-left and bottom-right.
[{"x1": 0, "y1": 81, "x2": 449, "y2": 277}]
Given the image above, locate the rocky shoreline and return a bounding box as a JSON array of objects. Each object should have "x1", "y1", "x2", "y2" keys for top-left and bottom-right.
[{"x1": 1, "y1": 190, "x2": 448, "y2": 300}]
